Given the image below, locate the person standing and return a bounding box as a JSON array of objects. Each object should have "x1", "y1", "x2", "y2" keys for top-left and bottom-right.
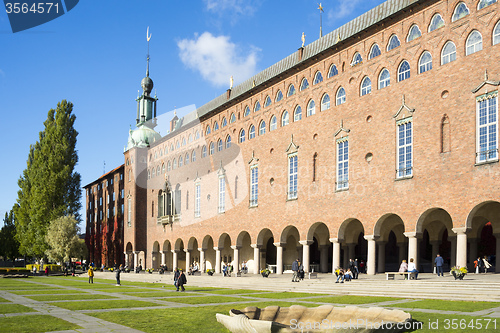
[
  {"x1": 88, "y1": 267, "x2": 94, "y2": 284},
  {"x1": 115, "y1": 264, "x2": 122, "y2": 286},
  {"x1": 435, "y1": 254, "x2": 444, "y2": 277},
  {"x1": 291, "y1": 259, "x2": 299, "y2": 282},
  {"x1": 177, "y1": 269, "x2": 187, "y2": 292},
  {"x1": 174, "y1": 268, "x2": 180, "y2": 289},
  {"x1": 483, "y1": 256, "x2": 492, "y2": 273}
]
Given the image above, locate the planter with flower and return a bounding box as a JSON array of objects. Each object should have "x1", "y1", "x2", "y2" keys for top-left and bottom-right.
[
  {"x1": 260, "y1": 269, "x2": 270, "y2": 278},
  {"x1": 146, "y1": 268, "x2": 154, "y2": 274},
  {"x1": 450, "y1": 266, "x2": 467, "y2": 280},
  {"x1": 207, "y1": 269, "x2": 215, "y2": 276}
]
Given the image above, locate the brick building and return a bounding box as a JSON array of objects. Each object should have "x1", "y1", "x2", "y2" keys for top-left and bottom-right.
[
  {"x1": 98, "y1": 0, "x2": 500, "y2": 275},
  {"x1": 84, "y1": 165, "x2": 125, "y2": 267}
]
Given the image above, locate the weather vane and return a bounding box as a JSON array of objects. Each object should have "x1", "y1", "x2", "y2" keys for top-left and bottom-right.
[
  {"x1": 146, "y1": 26, "x2": 152, "y2": 76},
  {"x1": 318, "y1": 3, "x2": 324, "y2": 38},
  {"x1": 301, "y1": 32, "x2": 306, "y2": 47}
]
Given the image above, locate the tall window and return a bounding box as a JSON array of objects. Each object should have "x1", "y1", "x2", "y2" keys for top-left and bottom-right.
[
  {"x1": 477, "y1": 93, "x2": 498, "y2": 162},
  {"x1": 209, "y1": 142, "x2": 215, "y2": 155},
  {"x1": 398, "y1": 60, "x2": 410, "y2": 82},
  {"x1": 361, "y1": 77, "x2": 371, "y2": 96},
  {"x1": 300, "y1": 78, "x2": 309, "y2": 91},
  {"x1": 250, "y1": 165, "x2": 258, "y2": 207},
  {"x1": 185, "y1": 153, "x2": 190, "y2": 165},
  {"x1": 276, "y1": 90, "x2": 283, "y2": 102},
  {"x1": 254, "y1": 101, "x2": 261, "y2": 112},
  {"x1": 206, "y1": 126, "x2": 211, "y2": 135},
  {"x1": 179, "y1": 156, "x2": 183, "y2": 167},
  {"x1": 218, "y1": 176, "x2": 225, "y2": 213},
  {"x1": 244, "y1": 106, "x2": 250, "y2": 117},
  {"x1": 387, "y1": 35, "x2": 401, "y2": 51},
  {"x1": 127, "y1": 197, "x2": 132, "y2": 227},
  {"x1": 194, "y1": 183, "x2": 200, "y2": 217},
  {"x1": 270, "y1": 115, "x2": 277, "y2": 131},
  {"x1": 368, "y1": 44, "x2": 381, "y2": 59},
  {"x1": 282, "y1": 111, "x2": 289, "y2": 126},
  {"x1": 221, "y1": 117, "x2": 227, "y2": 128},
  {"x1": 336, "y1": 138, "x2": 349, "y2": 190},
  {"x1": 452, "y1": 2, "x2": 469, "y2": 22},
  {"x1": 294, "y1": 106, "x2": 302, "y2": 121},
  {"x1": 249, "y1": 125, "x2": 256, "y2": 139},
  {"x1": 192, "y1": 150, "x2": 196, "y2": 162},
  {"x1": 259, "y1": 121, "x2": 266, "y2": 135},
  {"x1": 202, "y1": 145, "x2": 207, "y2": 158},
  {"x1": 336, "y1": 87, "x2": 346, "y2": 105},
  {"x1": 239, "y1": 129, "x2": 246, "y2": 143},
  {"x1": 328, "y1": 64, "x2": 338, "y2": 78},
  {"x1": 287, "y1": 84, "x2": 296, "y2": 97},
  {"x1": 226, "y1": 135, "x2": 232, "y2": 149},
  {"x1": 407, "y1": 25, "x2": 422, "y2": 42},
  {"x1": 419, "y1": 51, "x2": 432, "y2": 74},
  {"x1": 321, "y1": 94, "x2": 330, "y2": 111},
  {"x1": 379, "y1": 69, "x2": 390, "y2": 89},
  {"x1": 307, "y1": 100, "x2": 316, "y2": 116},
  {"x1": 264, "y1": 95, "x2": 272, "y2": 107},
  {"x1": 217, "y1": 139, "x2": 223, "y2": 152},
  {"x1": 466, "y1": 30, "x2": 483, "y2": 55},
  {"x1": 441, "y1": 41, "x2": 457, "y2": 65},
  {"x1": 288, "y1": 154, "x2": 298, "y2": 200},
  {"x1": 397, "y1": 119, "x2": 413, "y2": 178},
  {"x1": 428, "y1": 14, "x2": 444, "y2": 32},
  {"x1": 313, "y1": 71, "x2": 323, "y2": 85},
  {"x1": 230, "y1": 113, "x2": 236, "y2": 123}
]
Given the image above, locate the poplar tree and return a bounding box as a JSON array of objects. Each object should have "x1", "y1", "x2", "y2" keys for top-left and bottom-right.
[{"x1": 14, "y1": 100, "x2": 81, "y2": 258}]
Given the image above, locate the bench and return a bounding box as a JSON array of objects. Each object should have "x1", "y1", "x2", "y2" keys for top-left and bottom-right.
[
  {"x1": 308, "y1": 272, "x2": 318, "y2": 279},
  {"x1": 385, "y1": 272, "x2": 417, "y2": 280},
  {"x1": 191, "y1": 271, "x2": 201, "y2": 276}
]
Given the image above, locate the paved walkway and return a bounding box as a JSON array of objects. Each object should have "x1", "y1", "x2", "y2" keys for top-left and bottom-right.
[{"x1": 0, "y1": 271, "x2": 499, "y2": 332}]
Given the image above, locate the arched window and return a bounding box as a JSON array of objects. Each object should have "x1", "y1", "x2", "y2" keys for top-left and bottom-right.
[
  {"x1": 321, "y1": 94, "x2": 330, "y2": 111},
  {"x1": 167, "y1": 161, "x2": 171, "y2": 171},
  {"x1": 230, "y1": 113, "x2": 236, "y2": 123},
  {"x1": 259, "y1": 120, "x2": 266, "y2": 135},
  {"x1": 379, "y1": 68, "x2": 390, "y2": 89},
  {"x1": 407, "y1": 24, "x2": 422, "y2": 42},
  {"x1": 287, "y1": 84, "x2": 296, "y2": 97},
  {"x1": 179, "y1": 156, "x2": 183, "y2": 167},
  {"x1": 226, "y1": 135, "x2": 231, "y2": 148},
  {"x1": 398, "y1": 60, "x2": 411, "y2": 82},
  {"x1": 162, "y1": 163, "x2": 165, "y2": 173},
  {"x1": 264, "y1": 95, "x2": 272, "y2": 107},
  {"x1": 185, "y1": 153, "x2": 190, "y2": 165},
  {"x1": 217, "y1": 139, "x2": 223, "y2": 152},
  {"x1": 270, "y1": 115, "x2": 277, "y2": 131},
  {"x1": 164, "y1": 147, "x2": 168, "y2": 155},
  {"x1": 173, "y1": 158, "x2": 178, "y2": 169},
  {"x1": 192, "y1": 150, "x2": 196, "y2": 162},
  {"x1": 176, "y1": 141, "x2": 180, "y2": 149},
  {"x1": 244, "y1": 106, "x2": 250, "y2": 117},
  {"x1": 254, "y1": 101, "x2": 261, "y2": 112},
  {"x1": 307, "y1": 100, "x2": 316, "y2": 116},
  {"x1": 281, "y1": 111, "x2": 290, "y2": 126},
  {"x1": 351, "y1": 52, "x2": 363, "y2": 66},
  {"x1": 160, "y1": 149, "x2": 163, "y2": 157},
  {"x1": 202, "y1": 145, "x2": 207, "y2": 158},
  {"x1": 249, "y1": 125, "x2": 256, "y2": 139},
  {"x1": 195, "y1": 131, "x2": 200, "y2": 140},
  {"x1": 428, "y1": 14, "x2": 445, "y2": 32},
  {"x1": 209, "y1": 142, "x2": 215, "y2": 155},
  {"x1": 294, "y1": 106, "x2": 302, "y2": 121},
  {"x1": 188, "y1": 134, "x2": 193, "y2": 143},
  {"x1": 182, "y1": 138, "x2": 186, "y2": 146},
  {"x1": 313, "y1": 71, "x2": 323, "y2": 85},
  {"x1": 275, "y1": 90, "x2": 283, "y2": 102},
  {"x1": 419, "y1": 51, "x2": 432, "y2": 73},
  {"x1": 221, "y1": 117, "x2": 227, "y2": 128},
  {"x1": 466, "y1": 30, "x2": 483, "y2": 55},
  {"x1": 157, "y1": 165, "x2": 161, "y2": 175},
  {"x1": 441, "y1": 41, "x2": 457, "y2": 65},
  {"x1": 300, "y1": 78, "x2": 309, "y2": 91},
  {"x1": 452, "y1": 2, "x2": 469, "y2": 22},
  {"x1": 368, "y1": 44, "x2": 381, "y2": 59},
  {"x1": 328, "y1": 64, "x2": 338, "y2": 78},
  {"x1": 387, "y1": 35, "x2": 401, "y2": 51},
  {"x1": 239, "y1": 129, "x2": 246, "y2": 143},
  {"x1": 213, "y1": 123, "x2": 218, "y2": 132},
  {"x1": 206, "y1": 125, "x2": 211, "y2": 135},
  {"x1": 494, "y1": 20, "x2": 500, "y2": 45},
  {"x1": 360, "y1": 77, "x2": 372, "y2": 96},
  {"x1": 152, "y1": 167, "x2": 156, "y2": 177},
  {"x1": 336, "y1": 87, "x2": 346, "y2": 105},
  {"x1": 478, "y1": 0, "x2": 497, "y2": 10}
]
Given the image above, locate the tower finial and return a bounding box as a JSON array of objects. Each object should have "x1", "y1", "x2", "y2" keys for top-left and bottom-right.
[
  {"x1": 146, "y1": 26, "x2": 152, "y2": 77},
  {"x1": 318, "y1": 3, "x2": 324, "y2": 38}
]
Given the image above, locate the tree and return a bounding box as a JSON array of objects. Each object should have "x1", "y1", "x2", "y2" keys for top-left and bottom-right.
[
  {"x1": 45, "y1": 216, "x2": 80, "y2": 263},
  {"x1": 14, "y1": 100, "x2": 81, "y2": 258},
  {"x1": 0, "y1": 210, "x2": 20, "y2": 260}
]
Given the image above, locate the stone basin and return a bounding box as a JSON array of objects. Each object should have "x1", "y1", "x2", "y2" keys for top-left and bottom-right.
[{"x1": 216, "y1": 305, "x2": 412, "y2": 332}]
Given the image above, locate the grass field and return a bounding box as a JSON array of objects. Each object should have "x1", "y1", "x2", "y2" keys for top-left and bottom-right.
[{"x1": 0, "y1": 276, "x2": 498, "y2": 332}]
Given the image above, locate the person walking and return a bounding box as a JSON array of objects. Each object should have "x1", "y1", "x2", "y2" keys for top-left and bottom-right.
[
  {"x1": 435, "y1": 254, "x2": 444, "y2": 277},
  {"x1": 475, "y1": 257, "x2": 483, "y2": 273},
  {"x1": 483, "y1": 256, "x2": 492, "y2": 273},
  {"x1": 177, "y1": 269, "x2": 187, "y2": 292},
  {"x1": 88, "y1": 267, "x2": 94, "y2": 284},
  {"x1": 115, "y1": 264, "x2": 122, "y2": 286},
  {"x1": 173, "y1": 268, "x2": 180, "y2": 289},
  {"x1": 291, "y1": 259, "x2": 299, "y2": 282}
]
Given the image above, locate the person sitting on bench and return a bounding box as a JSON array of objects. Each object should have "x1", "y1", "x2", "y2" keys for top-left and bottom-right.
[{"x1": 408, "y1": 258, "x2": 418, "y2": 279}]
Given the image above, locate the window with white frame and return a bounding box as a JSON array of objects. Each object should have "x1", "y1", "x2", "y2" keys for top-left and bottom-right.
[
  {"x1": 127, "y1": 197, "x2": 132, "y2": 226},
  {"x1": 368, "y1": 44, "x2": 381, "y2": 59},
  {"x1": 194, "y1": 183, "x2": 200, "y2": 217},
  {"x1": 230, "y1": 113, "x2": 236, "y2": 123},
  {"x1": 328, "y1": 64, "x2": 338, "y2": 78},
  {"x1": 336, "y1": 137, "x2": 349, "y2": 190},
  {"x1": 287, "y1": 154, "x2": 298, "y2": 200},
  {"x1": 466, "y1": 30, "x2": 483, "y2": 56},
  {"x1": 407, "y1": 25, "x2": 422, "y2": 42},
  {"x1": 179, "y1": 156, "x2": 183, "y2": 167},
  {"x1": 218, "y1": 175, "x2": 225, "y2": 213},
  {"x1": 250, "y1": 165, "x2": 258, "y2": 207},
  {"x1": 397, "y1": 119, "x2": 413, "y2": 178},
  {"x1": 287, "y1": 84, "x2": 296, "y2": 97},
  {"x1": 476, "y1": 92, "x2": 498, "y2": 163},
  {"x1": 239, "y1": 129, "x2": 246, "y2": 143},
  {"x1": 226, "y1": 135, "x2": 231, "y2": 148},
  {"x1": 379, "y1": 68, "x2": 390, "y2": 89},
  {"x1": 441, "y1": 41, "x2": 457, "y2": 65},
  {"x1": 217, "y1": 139, "x2": 223, "y2": 152},
  {"x1": 300, "y1": 78, "x2": 309, "y2": 91},
  {"x1": 428, "y1": 14, "x2": 444, "y2": 32},
  {"x1": 202, "y1": 145, "x2": 207, "y2": 157},
  {"x1": 249, "y1": 125, "x2": 256, "y2": 139},
  {"x1": 244, "y1": 106, "x2": 250, "y2": 117},
  {"x1": 294, "y1": 106, "x2": 302, "y2": 121},
  {"x1": 387, "y1": 35, "x2": 400, "y2": 51},
  {"x1": 259, "y1": 121, "x2": 266, "y2": 135},
  {"x1": 419, "y1": 51, "x2": 432, "y2": 74},
  {"x1": 494, "y1": 21, "x2": 500, "y2": 45},
  {"x1": 313, "y1": 71, "x2": 323, "y2": 85},
  {"x1": 398, "y1": 60, "x2": 410, "y2": 82},
  {"x1": 361, "y1": 77, "x2": 371, "y2": 96},
  {"x1": 351, "y1": 52, "x2": 362, "y2": 66},
  {"x1": 452, "y1": 2, "x2": 469, "y2": 22},
  {"x1": 478, "y1": 0, "x2": 497, "y2": 10},
  {"x1": 307, "y1": 100, "x2": 315, "y2": 116},
  {"x1": 270, "y1": 115, "x2": 277, "y2": 131},
  {"x1": 221, "y1": 117, "x2": 227, "y2": 128},
  {"x1": 192, "y1": 150, "x2": 196, "y2": 162},
  {"x1": 254, "y1": 101, "x2": 261, "y2": 112},
  {"x1": 264, "y1": 96, "x2": 272, "y2": 107},
  {"x1": 209, "y1": 142, "x2": 215, "y2": 155},
  {"x1": 185, "y1": 153, "x2": 189, "y2": 165},
  {"x1": 321, "y1": 94, "x2": 330, "y2": 111},
  {"x1": 276, "y1": 90, "x2": 283, "y2": 102},
  {"x1": 336, "y1": 87, "x2": 346, "y2": 105},
  {"x1": 282, "y1": 111, "x2": 289, "y2": 126}
]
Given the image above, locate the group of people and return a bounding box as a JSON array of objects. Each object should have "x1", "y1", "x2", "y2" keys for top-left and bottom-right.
[
  {"x1": 173, "y1": 268, "x2": 187, "y2": 291},
  {"x1": 334, "y1": 259, "x2": 360, "y2": 283},
  {"x1": 291, "y1": 259, "x2": 305, "y2": 282},
  {"x1": 398, "y1": 258, "x2": 419, "y2": 279},
  {"x1": 474, "y1": 256, "x2": 492, "y2": 273},
  {"x1": 188, "y1": 262, "x2": 199, "y2": 275},
  {"x1": 222, "y1": 262, "x2": 234, "y2": 277}
]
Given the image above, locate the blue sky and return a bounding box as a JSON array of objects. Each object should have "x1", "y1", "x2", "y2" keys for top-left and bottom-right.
[{"x1": 0, "y1": 0, "x2": 385, "y2": 227}]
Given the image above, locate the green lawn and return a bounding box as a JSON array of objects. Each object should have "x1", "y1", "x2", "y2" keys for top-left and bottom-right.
[
  {"x1": 393, "y1": 299, "x2": 500, "y2": 312},
  {"x1": 50, "y1": 299, "x2": 162, "y2": 310},
  {"x1": 0, "y1": 304, "x2": 37, "y2": 314},
  {"x1": 8, "y1": 289, "x2": 85, "y2": 295},
  {"x1": 26, "y1": 293, "x2": 118, "y2": 301},
  {"x1": 306, "y1": 295, "x2": 402, "y2": 304},
  {"x1": 0, "y1": 297, "x2": 9, "y2": 302},
  {"x1": 160, "y1": 295, "x2": 247, "y2": 304},
  {"x1": 122, "y1": 291, "x2": 194, "y2": 297},
  {"x1": 0, "y1": 315, "x2": 81, "y2": 333},
  {"x1": 248, "y1": 291, "x2": 328, "y2": 299}
]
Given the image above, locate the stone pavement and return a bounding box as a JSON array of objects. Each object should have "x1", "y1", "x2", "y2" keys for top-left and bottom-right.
[{"x1": 0, "y1": 271, "x2": 499, "y2": 332}]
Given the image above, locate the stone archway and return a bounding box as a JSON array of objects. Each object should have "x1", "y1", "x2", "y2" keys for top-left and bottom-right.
[
  {"x1": 280, "y1": 226, "x2": 301, "y2": 273},
  {"x1": 338, "y1": 219, "x2": 367, "y2": 272},
  {"x1": 125, "y1": 242, "x2": 133, "y2": 268},
  {"x1": 152, "y1": 241, "x2": 160, "y2": 270},
  {"x1": 162, "y1": 240, "x2": 172, "y2": 271},
  {"x1": 235, "y1": 231, "x2": 253, "y2": 273},
  {"x1": 306, "y1": 222, "x2": 332, "y2": 273},
  {"x1": 187, "y1": 237, "x2": 200, "y2": 273},
  {"x1": 217, "y1": 233, "x2": 232, "y2": 272},
  {"x1": 174, "y1": 238, "x2": 185, "y2": 271},
  {"x1": 201, "y1": 235, "x2": 216, "y2": 272},
  {"x1": 374, "y1": 214, "x2": 406, "y2": 273},
  {"x1": 256, "y1": 228, "x2": 275, "y2": 274}
]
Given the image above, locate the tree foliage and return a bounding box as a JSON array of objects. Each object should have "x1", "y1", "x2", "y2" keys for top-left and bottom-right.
[
  {"x1": 0, "y1": 210, "x2": 20, "y2": 260},
  {"x1": 45, "y1": 215, "x2": 80, "y2": 263},
  {"x1": 14, "y1": 100, "x2": 81, "y2": 258}
]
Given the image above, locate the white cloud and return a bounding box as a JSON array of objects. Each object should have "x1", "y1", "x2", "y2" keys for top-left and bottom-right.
[
  {"x1": 327, "y1": 0, "x2": 362, "y2": 20},
  {"x1": 204, "y1": 0, "x2": 259, "y2": 16},
  {"x1": 177, "y1": 32, "x2": 259, "y2": 87}
]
